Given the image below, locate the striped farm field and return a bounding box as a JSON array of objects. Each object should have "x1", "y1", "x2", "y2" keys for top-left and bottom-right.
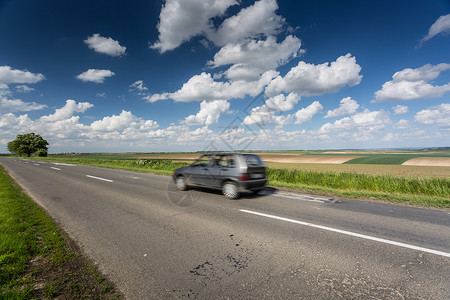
[{"x1": 265, "y1": 162, "x2": 450, "y2": 179}]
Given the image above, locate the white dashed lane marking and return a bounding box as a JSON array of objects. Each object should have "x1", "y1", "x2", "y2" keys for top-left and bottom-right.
[{"x1": 86, "y1": 175, "x2": 114, "y2": 183}]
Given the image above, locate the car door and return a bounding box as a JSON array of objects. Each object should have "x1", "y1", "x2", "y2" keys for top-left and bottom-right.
[
  {"x1": 216, "y1": 154, "x2": 236, "y2": 186},
  {"x1": 202, "y1": 154, "x2": 222, "y2": 188},
  {"x1": 187, "y1": 154, "x2": 211, "y2": 186}
]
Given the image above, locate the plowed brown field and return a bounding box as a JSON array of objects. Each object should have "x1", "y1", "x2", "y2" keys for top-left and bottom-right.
[{"x1": 402, "y1": 157, "x2": 450, "y2": 167}]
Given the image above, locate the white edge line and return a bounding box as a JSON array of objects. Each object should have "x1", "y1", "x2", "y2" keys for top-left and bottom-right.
[
  {"x1": 240, "y1": 209, "x2": 450, "y2": 258},
  {"x1": 50, "y1": 167, "x2": 61, "y2": 170},
  {"x1": 86, "y1": 175, "x2": 114, "y2": 183}
]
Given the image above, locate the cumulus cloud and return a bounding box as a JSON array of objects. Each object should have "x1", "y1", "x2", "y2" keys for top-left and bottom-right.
[
  {"x1": 207, "y1": 0, "x2": 285, "y2": 46},
  {"x1": 0, "y1": 65, "x2": 45, "y2": 86},
  {"x1": 373, "y1": 63, "x2": 450, "y2": 102},
  {"x1": 393, "y1": 105, "x2": 409, "y2": 115},
  {"x1": 151, "y1": 0, "x2": 237, "y2": 53},
  {"x1": 40, "y1": 100, "x2": 93, "y2": 122},
  {"x1": 84, "y1": 34, "x2": 126, "y2": 57},
  {"x1": 0, "y1": 97, "x2": 47, "y2": 113},
  {"x1": 414, "y1": 103, "x2": 450, "y2": 128},
  {"x1": 76, "y1": 69, "x2": 115, "y2": 83},
  {"x1": 393, "y1": 119, "x2": 410, "y2": 129},
  {"x1": 242, "y1": 93, "x2": 300, "y2": 126},
  {"x1": 90, "y1": 110, "x2": 141, "y2": 131},
  {"x1": 318, "y1": 109, "x2": 390, "y2": 134},
  {"x1": 151, "y1": 0, "x2": 286, "y2": 53},
  {"x1": 324, "y1": 97, "x2": 359, "y2": 118},
  {"x1": 265, "y1": 53, "x2": 362, "y2": 97},
  {"x1": 294, "y1": 101, "x2": 323, "y2": 124},
  {"x1": 208, "y1": 35, "x2": 302, "y2": 81},
  {"x1": 147, "y1": 70, "x2": 278, "y2": 103},
  {"x1": 184, "y1": 100, "x2": 231, "y2": 125},
  {"x1": 419, "y1": 14, "x2": 450, "y2": 45}
]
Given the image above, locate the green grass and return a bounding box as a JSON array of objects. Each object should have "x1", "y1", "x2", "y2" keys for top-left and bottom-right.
[
  {"x1": 0, "y1": 165, "x2": 121, "y2": 299},
  {"x1": 267, "y1": 168, "x2": 450, "y2": 208}
]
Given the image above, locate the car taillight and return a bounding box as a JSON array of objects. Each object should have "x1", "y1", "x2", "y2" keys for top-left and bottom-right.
[{"x1": 239, "y1": 173, "x2": 249, "y2": 181}]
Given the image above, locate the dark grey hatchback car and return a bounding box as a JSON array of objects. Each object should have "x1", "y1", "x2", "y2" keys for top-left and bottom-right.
[{"x1": 172, "y1": 153, "x2": 267, "y2": 199}]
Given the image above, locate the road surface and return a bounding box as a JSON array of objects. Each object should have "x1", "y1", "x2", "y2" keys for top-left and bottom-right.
[{"x1": 1, "y1": 157, "x2": 449, "y2": 299}]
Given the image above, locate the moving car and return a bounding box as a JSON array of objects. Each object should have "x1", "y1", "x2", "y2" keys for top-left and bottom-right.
[{"x1": 172, "y1": 153, "x2": 267, "y2": 199}]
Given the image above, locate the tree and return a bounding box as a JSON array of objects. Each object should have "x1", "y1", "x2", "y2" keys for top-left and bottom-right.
[{"x1": 7, "y1": 133, "x2": 49, "y2": 157}]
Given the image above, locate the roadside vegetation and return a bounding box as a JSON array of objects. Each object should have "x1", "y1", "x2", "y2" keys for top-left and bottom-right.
[
  {"x1": 0, "y1": 165, "x2": 121, "y2": 299},
  {"x1": 22, "y1": 154, "x2": 450, "y2": 209}
]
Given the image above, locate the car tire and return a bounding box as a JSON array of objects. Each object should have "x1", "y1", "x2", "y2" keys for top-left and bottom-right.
[
  {"x1": 176, "y1": 175, "x2": 188, "y2": 191},
  {"x1": 222, "y1": 181, "x2": 239, "y2": 199}
]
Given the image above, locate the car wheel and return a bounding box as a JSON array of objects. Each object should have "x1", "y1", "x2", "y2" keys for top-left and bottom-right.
[
  {"x1": 176, "y1": 176, "x2": 187, "y2": 191},
  {"x1": 223, "y1": 181, "x2": 239, "y2": 199}
]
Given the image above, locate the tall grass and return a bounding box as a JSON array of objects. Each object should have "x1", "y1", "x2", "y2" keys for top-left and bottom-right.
[{"x1": 267, "y1": 168, "x2": 449, "y2": 198}]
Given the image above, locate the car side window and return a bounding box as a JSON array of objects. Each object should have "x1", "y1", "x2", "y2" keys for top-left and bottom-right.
[
  {"x1": 218, "y1": 155, "x2": 235, "y2": 168},
  {"x1": 192, "y1": 155, "x2": 210, "y2": 167}
]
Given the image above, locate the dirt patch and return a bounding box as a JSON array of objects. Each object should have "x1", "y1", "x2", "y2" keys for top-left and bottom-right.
[{"x1": 402, "y1": 157, "x2": 450, "y2": 167}]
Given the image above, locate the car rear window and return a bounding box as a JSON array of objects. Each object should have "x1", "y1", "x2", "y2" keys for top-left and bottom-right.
[{"x1": 243, "y1": 154, "x2": 264, "y2": 166}]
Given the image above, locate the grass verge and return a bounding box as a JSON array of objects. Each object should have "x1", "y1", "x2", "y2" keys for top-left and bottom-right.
[
  {"x1": 26, "y1": 156, "x2": 450, "y2": 209},
  {"x1": 0, "y1": 165, "x2": 122, "y2": 299},
  {"x1": 267, "y1": 168, "x2": 449, "y2": 209}
]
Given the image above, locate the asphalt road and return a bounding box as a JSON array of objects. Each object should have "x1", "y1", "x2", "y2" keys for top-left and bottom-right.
[{"x1": 1, "y1": 157, "x2": 449, "y2": 299}]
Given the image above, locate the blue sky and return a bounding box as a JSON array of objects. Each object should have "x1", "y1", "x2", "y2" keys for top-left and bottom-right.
[{"x1": 0, "y1": 0, "x2": 449, "y2": 153}]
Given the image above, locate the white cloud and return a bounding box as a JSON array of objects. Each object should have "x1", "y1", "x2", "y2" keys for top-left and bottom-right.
[
  {"x1": 130, "y1": 80, "x2": 148, "y2": 92},
  {"x1": 76, "y1": 69, "x2": 115, "y2": 83},
  {"x1": 151, "y1": 0, "x2": 237, "y2": 53},
  {"x1": 40, "y1": 100, "x2": 93, "y2": 122},
  {"x1": 324, "y1": 97, "x2": 359, "y2": 118},
  {"x1": 147, "y1": 70, "x2": 278, "y2": 103},
  {"x1": 414, "y1": 103, "x2": 450, "y2": 128},
  {"x1": 208, "y1": 0, "x2": 285, "y2": 46},
  {"x1": 294, "y1": 101, "x2": 323, "y2": 124},
  {"x1": 90, "y1": 110, "x2": 140, "y2": 132},
  {"x1": 0, "y1": 96, "x2": 47, "y2": 112},
  {"x1": 373, "y1": 63, "x2": 450, "y2": 102},
  {"x1": 15, "y1": 85, "x2": 34, "y2": 93},
  {"x1": 184, "y1": 100, "x2": 230, "y2": 125},
  {"x1": 393, "y1": 119, "x2": 410, "y2": 129},
  {"x1": 393, "y1": 105, "x2": 409, "y2": 115},
  {"x1": 0, "y1": 65, "x2": 45, "y2": 86},
  {"x1": 318, "y1": 109, "x2": 390, "y2": 134},
  {"x1": 419, "y1": 14, "x2": 450, "y2": 45},
  {"x1": 242, "y1": 93, "x2": 300, "y2": 126},
  {"x1": 265, "y1": 53, "x2": 362, "y2": 97},
  {"x1": 84, "y1": 34, "x2": 126, "y2": 57},
  {"x1": 208, "y1": 35, "x2": 302, "y2": 81}
]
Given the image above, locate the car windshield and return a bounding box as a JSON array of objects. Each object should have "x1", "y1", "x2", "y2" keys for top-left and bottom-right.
[{"x1": 243, "y1": 154, "x2": 264, "y2": 166}]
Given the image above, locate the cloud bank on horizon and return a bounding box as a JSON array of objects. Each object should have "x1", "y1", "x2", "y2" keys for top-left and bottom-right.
[{"x1": 0, "y1": 0, "x2": 449, "y2": 153}]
